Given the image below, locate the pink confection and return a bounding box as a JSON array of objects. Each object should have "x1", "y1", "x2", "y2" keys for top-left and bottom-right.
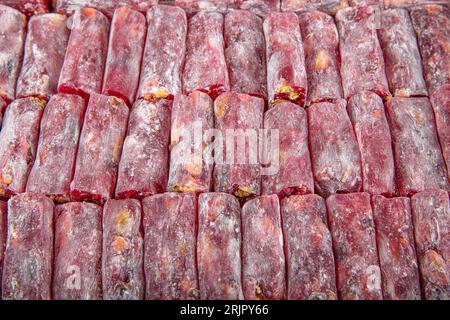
[
  {"x1": 175, "y1": 0, "x2": 241, "y2": 14},
  {"x1": 307, "y1": 99, "x2": 362, "y2": 198},
  {"x1": 240, "y1": 0, "x2": 280, "y2": 17},
  {"x1": 241, "y1": 195, "x2": 286, "y2": 300},
  {"x1": 372, "y1": 195, "x2": 421, "y2": 300},
  {"x1": 327, "y1": 193, "x2": 383, "y2": 300},
  {"x1": 383, "y1": 0, "x2": 429, "y2": 8},
  {"x1": 213, "y1": 92, "x2": 264, "y2": 198},
  {"x1": 183, "y1": 12, "x2": 229, "y2": 100},
  {"x1": 224, "y1": 10, "x2": 267, "y2": 99},
  {"x1": 168, "y1": 91, "x2": 214, "y2": 193},
  {"x1": 298, "y1": 10, "x2": 343, "y2": 105},
  {"x1": 53, "y1": 202, "x2": 102, "y2": 300},
  {"x1": 264, "y1": 12, "x2": 307, "y2": 106},
  {"x1": 336, "y1": 6, "x2": 390, "y2": 99},
  {"x1": 347, "y1": 91, "x2": 395, "y2": 196},
  {"x1": 282, "y1": 194, "x2": 337, "y2": 300},
  {"x1": 137, "y1": 5, "x2": 187, "y2": 101},
  {"x1": 0, "y1": 201, "x2": 5, "y2": 296},
  {"x1": 198, "y1": 193, "x2": 243, "y2": 300},
  {"x1": 385, "y1": 97, "x2": 449, "y2": 196},
  {"x1": 410, "y1": 5, "x2": 450, "y2": 95},
  {"x1": 26, "y1": 94, "x2": 86, "y2": 203},
  {"x1": 143, "y1": 193, "x2": 199, "y2": 300},
  {"x1": 16, "y1": 14, "x2": 69, "y2": 101},
  {"x1": 262, "y1": 101, "x2": 314, "y2": 197},
  {"x1": 281, "y1": 0, "x2": 349, "y2": 15},
  {"x1": 2, "y1": 193, "x2": 54, "y2": 300},
  {"x1": 70, "y1": 94, "x2": 129, "y2": 205},
  {"x1": 0, "y1": 98, "x2": 45, "y2": 199},
  {"x1": 430, "y1": 84, "x2": 450, "y2": 178},
  {"x1": 0, "y1": 5, "x2": 26, "y2": 103},
  {"x1": 411, "y1": 189, "x2": 449, "y2": 300},
  {"x1": 102, "y1": 7, "x2": 146, "y2": 107},
  {"x1": 116, "y1": 99, "x2": 171, "y2": 199},
  {"x1": 58, "y1": 8, "x2": 110, "y2": 100},
  {"x1": 378, "y1": 8, "x2": 427, "y2": 97},
  {"x1": 103, "y1": 199, "x2": 144, "y2": 300},
  {"x1": 0, "y1": 0, "x2": 49, "y2": 16}
]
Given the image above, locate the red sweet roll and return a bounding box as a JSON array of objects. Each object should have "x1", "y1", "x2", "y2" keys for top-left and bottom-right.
[
  {"x1": 2, "y1": 193, "x2": 54, "y2": 300},
  {"x1": 0, "y1": 200, "x2": 6, "y2": 296},
  {"x1": 0, "y1": 0, "x2": 49, "y2": 16},
  {"x1": 53, "y1": 202, "x2": 102, "y2": 300},
  {"x1": 142, "y1": 192, "x2": 199, "y2": 300},
  {"x1": 239, "y1": 0, "x2": 280, "y2": 18},
  {"x1": 281, "y1": 0, "x2": 349, "y2": 15},
  {"x1": 26, "y1": 94, "x2": 86, "y2": 203},
  {"x1": 175, "y1": 0, "x2": 241, "y2": 14}
]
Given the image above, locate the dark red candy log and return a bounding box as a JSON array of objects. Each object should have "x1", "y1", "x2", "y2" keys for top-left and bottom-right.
[
  {"x1": 102, "y1": 199, "x2": 144, "y2": 300},
  {"x1": 411, "y1": 189, "x2": 449, "y2": 300},
  {"x1": 336, "y1": 5, "x2": 390, "y2": 99},
  {"x1": 16, "y1": 14, "x2": 69, "y2": 101},
  {"x1": 326, "y1": 193, "x2": 383, "y2": 300},
  {"x1": 0, "y1": 200, "x2": 5, "y2": 296},
  {"x1": 143, "y1": 193, "x2": 199, "y2": 300},
  {"x1": 0, "y1": 5, "x2": 26, "y2": 103},
  {"x1": 241, "y1": 195, "x2": 286, "y2": 300},
  {"x1": 116, "y1": 99, "x2": 171, "y2": 199},
  {"x1": 26, "y1": 94, "x2": 86, "y2": 203},
  {"x1": 410, "y1": 5, "x2": 450, "y2": 95},
  {"x1": 264, "y1": 12, "x2": 307, "y2": 106},
  {"x1": 430, "y1": 84, "x2": 450, "y2": 179},
  {"x1": 0, "y1": 98, "x2": 45, "y2": 199},
  {"x1": 299, "y1": 10, "x2": 343, "y2": 105},
  {"x1": 385, "y1": 97, "x2": 449, "y2": 196},
  {"x1": 240, "y1": 0, "x2": 280, "y2": 18},
  {"x1": 347, "y1": 91, "x2": 395, "y2": 196},
  {"x1": 281, "y1": 0, "x2": 350, "y2": 15},
  {"x1": 307, "y1": 99, "x2": 362, "y2": 198},
  {"x1": 53, "y1": 202, "x2": 102, "y2": 300},
  {"x1": 137, "y1": 5, "x2": 187, "y2": 101},
  {"x1": 58, "y1": 8, "x2": 109, "y2": 100},
  {"x1": 262, "y1": 101, "x2": 313, "y2": 197},
  {"x1": 378, "y1": 8, "x2": 427, "y2": 97},
  {"x1": 183, "y1": 12, "x2": 229, "y2": 100},
  {"x1": 213, "y1": 92, "x2": 264, "y2": 198},
  {"x1": 2, "y1": 193, "x2": 54, "y2": 300},
  {"x1": 198, "y1": 193, "x2": 243, "y2": 300},
  {"x1": 372, "y1": 195, "x2": 421, "y2": 300},
  {"x1": 70, "y1": 94, "x2": 129, "y2": 205},
  {"x1": 282, "y1": 194, "x2": 337, "y2": 300},
  {"x1": 168, "y1": 91, "x2": 214, "y2": 193},
  {"x1": 102, "y1": 7, "x2": 146, "y2": 107},
  {"x1": 0, "y1": 0, "x2": 49, "y2": 16},
  {"x1": 224, "y1": 10, "x2": 267, "y2": 99}
]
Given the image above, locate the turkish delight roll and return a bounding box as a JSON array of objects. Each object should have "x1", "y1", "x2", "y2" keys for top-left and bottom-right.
[
  {"x1": 53, "y1": 202, "x2": 102, "y2": 300},
  {"x1": 224, "y1": 10, "x2": 267, "y2": 99},
  {"x1": 58, "y1": 8, "x2": 110, "y2": 100},
  {"x1": 282, "y1": 194, "x2": 337, "y2": 300},
  {"x1": 70, "y1": 94, "x2": 129, "y2": 205},
  {"x1": 198, "y1": 192, "x2": 243, "y2": 300},
  {"x1": 0, "y1": 5, "x2": 26, "y2": 103},
  {"x1": 26, "y1": 94, "x2": 86, "y2": 203},
  {"x1": 102, "y1": 199, "x2": 144, "y2": 300},
  {"x1": 0, "y1": 0, "x2": 49, "y2": 16},
  {"x1": 281, "y1": 0, "x2": 350, "y2": 15},
  {"x1": 326, "y1": 193, "x2": 383, "y2": 300},
  {"x1": 262, "y1": 101, "x2": 314, "y2": 197},
  {"x1": 175, "y1": 0, "x2": 241, "y2": 14},
  {"x1": 138, "y1": 5, "x2": 187, "y2": 101},
  {"x1": 16, "y1": 14, "x2": 69, "y2": 101},
  {"x1": 0, "y1": 200, "x2": 5, "y2": 295},
  {"x1": 264, "y1": 12, "x2": 307, "y2": 106},
  {"x1": 102, "y1": 7, "x2": 146, "y2": 107},
  {"x1": 2, "y1": 193, "x2": 54, "y2": 300},
  {"x1": 168, "y1": 91, "x2": 214, "y2": 193},
  {"x1": 410, "y1": 5, "x2": 450, "y2": 95},
  {"x1": 385, "y1": 97, "x2": 449, "y2": 196},
  {"x1": 213, "y1": 92, "x2": 264, "y2": 198},
  {"x1": 183, "y1": 12, "x2": 229, "y2": 100},
  {"x1": 298, "y1": 10, "x2": 343, "y2": 105},
  {"x1": 241, "y1": 195, "x2": 286, "y2": 300},
  {"x1": 116, "y1": 99, "x2": 171, "y2": 199},
  {"x1": 372, "y1": 195, "x2": 421, "y2": 300},
  {"x1": 143, "y1": 193, "x2": 199, "y2": 300},
  {"x1": 240, "y1": 0, "x2": 280, "y2": 18},
  {"x1": 347, "y1": 91, "x2": 395, "y2": 196},
  {"x1": 0, "y1": 97, "x2": 45, "y2": 199},
  {"x1": 307, "y1": 99, "x2": 362, "y2": 198},
  {"x1": 336, "y1": 5, "x2": 390, "y2": 99}
]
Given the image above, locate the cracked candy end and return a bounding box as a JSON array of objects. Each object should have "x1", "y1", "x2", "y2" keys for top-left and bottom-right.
[
  {"x1": 234, "y1": 186, "x2": 254, "y2": 198},
  {"x1": 169, "y1": 185, "x2": 200, "y2": 193}
]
